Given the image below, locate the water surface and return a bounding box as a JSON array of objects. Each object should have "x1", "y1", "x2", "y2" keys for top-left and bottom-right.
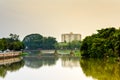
[{"x1": 0, "y1": 55, "x2": 119, "y2": 80}]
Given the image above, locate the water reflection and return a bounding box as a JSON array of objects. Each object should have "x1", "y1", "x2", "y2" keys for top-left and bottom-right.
[
  {"x1": 1, "y1": 52, "x2": 119, "y2": 80},
  {"x1": 0, "y1": 54, "x2": 95, "y2": 80},
  {"x1": 24, "y1": 56, "x2": 58, "y2": 68},
  {"x1": 61, "y1": 57, "x2": 80, "y2": 68},
  {"x1": 23, "y1": 53, "x2": 80, "y2": 69},
  {"x1": 0, "y1": 57, "x2": 24, "y2": 78},
  {"x1": 80, "y1": 58, "x2": 120, "y2": 80}
]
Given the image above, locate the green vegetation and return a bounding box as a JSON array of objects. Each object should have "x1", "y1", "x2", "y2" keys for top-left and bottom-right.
[
  {"x1": 0, "y1": 34, "x2": 24, "y2": 51},
  {"x1": 20, "y1": 52, "x2": 28, "y2": 56},
  {"x1": 57, "y1": 50, "x2": 81, "y2": 57},
  {"x1": 80, "y1": 58, "x2": 120, "y2": 80},
  {"x1": 55, "y1": 40, "x2": 81, "y2": 50},
  {"x1": 81, "y1": 27, "x2": 120, "y2": 58},
  {"x1": 74, "y1": 50, "x2": 81, "y2": 57},
  {"x1": 23, "y1": 34, "x2": 57, "y2": 50},
  {"x1": 57, "y1": 50, "x2": 71, "y2": 54},
  {"x1": 55, "y1": 40, "x2": 81, "y2": 57}
]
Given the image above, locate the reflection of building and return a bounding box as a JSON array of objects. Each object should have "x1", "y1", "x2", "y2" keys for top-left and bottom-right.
[
  {"x1": 61, "y1": 58, "x2": 80, "y2": 68},
  {"x1": 61, "y1": 32, "x2": 81, "y2": 42}
]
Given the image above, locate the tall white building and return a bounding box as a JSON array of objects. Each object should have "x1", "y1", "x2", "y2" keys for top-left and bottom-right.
[{"x1": 61, "y1": 32, "x2": 81, "y2": 42}]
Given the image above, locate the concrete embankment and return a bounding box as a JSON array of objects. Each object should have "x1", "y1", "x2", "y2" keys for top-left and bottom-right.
[{"x1": 0, "y1": 51, "x2": 22, "y2": 58}]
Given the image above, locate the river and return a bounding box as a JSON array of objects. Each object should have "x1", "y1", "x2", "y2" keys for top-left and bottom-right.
[{"x1": 0, "y1": 54, "x2": 119, "y2": 80}]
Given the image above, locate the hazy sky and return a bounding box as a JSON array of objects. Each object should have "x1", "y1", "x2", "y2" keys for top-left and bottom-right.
[{"x1": 0, "y1": 0, "x2": 120, "y2": 41}]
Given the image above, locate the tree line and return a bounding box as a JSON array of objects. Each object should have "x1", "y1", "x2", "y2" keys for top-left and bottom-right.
[
  {"x1": 22, "y1": 34, "x2": 82, "y2": 50},
  {"x1": 1, "y1": 27, "x2": 120, "y2": 59},
  {"x1": 0, "y1": 34, "x2": 24, "y2": 51},
  {"x1": 23, "y1": 34, "x2": 57, "y2": 50},
  {"x1": 0, "y1": 33, "x2": 58, "y2": 51},
  {"x1": 81, "y1": 27, "x2": 120, "y2": 58},
  {"x1": 55, "y1": 40, "x2": 81, "y2": 50}
]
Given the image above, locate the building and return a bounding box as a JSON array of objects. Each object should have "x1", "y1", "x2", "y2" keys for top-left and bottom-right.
[{"x1": 61, "y1": 32, "x2": 81, "y2": 42}]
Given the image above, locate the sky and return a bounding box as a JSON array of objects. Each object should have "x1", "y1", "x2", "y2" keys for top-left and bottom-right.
[{"x1": 0, "y1": 0, "x2": 120, "y2": 42}]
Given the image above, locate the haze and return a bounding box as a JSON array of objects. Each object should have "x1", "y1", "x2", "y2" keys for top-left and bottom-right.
[{"x1": 0, "y1": 0, "x2": 120, "y2": 41}]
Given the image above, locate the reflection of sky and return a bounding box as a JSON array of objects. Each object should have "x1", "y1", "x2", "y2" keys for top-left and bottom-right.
[{"x1": 2, "y1": 58, "x2": 96, "y2": 80}]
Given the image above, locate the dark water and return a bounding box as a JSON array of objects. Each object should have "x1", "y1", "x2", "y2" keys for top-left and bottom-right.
[{"x1": 0, "y1": 54, "x2": 120, "y2": 80}]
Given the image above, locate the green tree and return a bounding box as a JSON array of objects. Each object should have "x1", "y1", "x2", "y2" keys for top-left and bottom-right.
[
  {"x1": 9, "y1": 33, "x2": 19, "y2": 41},
  {"x1": 0, "y1": 34, "x2": 24, "y2": 51},
  {"x1": 55, "y1": 40, "x2": 81, "y2": 50},
  {"x1": 23, "y1": 34, "x2": 57, "y2": 50},
  {"x1": 42, "y1": 37, "x2": 57, "y2": 49},
  {"x1": 23, "y1": 34, "x2": 43, "y2": 50},
  {"x1": 81, "y1": 27, "x2": 120, "y2": 58}
]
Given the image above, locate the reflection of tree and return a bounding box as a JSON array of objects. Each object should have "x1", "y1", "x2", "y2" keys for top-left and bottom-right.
[
  {"x1": 80, "y1": 58, "x2": 120, "y2": 80},
  {"x1": 0, "y1": 59, "x2": 24, "y2": 78},
  {"x1": 61, "y1": 57, "x2": 80, "y2": 68},
  {"x1": 24, "y1": 56, "x2": 58, "y2": 69},
  {"x1": 0, "y1": 66, "x2": 7, "y2": 78}
]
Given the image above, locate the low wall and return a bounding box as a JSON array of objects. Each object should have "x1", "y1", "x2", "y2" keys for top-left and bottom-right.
[{"x1": 0, "y1": 51, "x2": 22, "y2": 58}]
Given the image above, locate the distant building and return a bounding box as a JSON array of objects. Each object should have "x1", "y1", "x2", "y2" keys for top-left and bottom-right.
[{"x1": 61, "y1": 32, "x2": 81, "y2": 42}]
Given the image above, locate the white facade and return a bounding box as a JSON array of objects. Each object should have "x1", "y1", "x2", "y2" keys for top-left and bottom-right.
[{"x1": 61, "y1": 32, "x2": 81, "y2": 42}]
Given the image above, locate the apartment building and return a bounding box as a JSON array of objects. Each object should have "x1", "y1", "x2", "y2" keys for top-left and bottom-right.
[{"x1": 61, "y1": 32, "x2": 81, "y2": 42}]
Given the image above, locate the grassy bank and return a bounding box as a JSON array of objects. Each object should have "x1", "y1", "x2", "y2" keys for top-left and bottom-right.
[
  {"x1": 57, "y1": 50, "x2": 81, "y2": 57},
  {"x1": 20, "y1": 52, "x2": 28, "y2": 56}
]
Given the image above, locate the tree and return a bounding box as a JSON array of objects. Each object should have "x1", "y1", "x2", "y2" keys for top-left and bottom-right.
[
  {"x1": 42, "y1": 37, "x2": 57, "y2": 49},
  {"x1": 0, "y1": 34, "x2": 24, "y2": 51},
  {"x1": 9, "y1": 33, "x2": 19, "y2": 41},
  {"x1": 23, "y1": 34, "x2": 57, "y2": 50},
  {"x1": 23, "y1": 34, "x2": 43, "y2": 50},
  {"x1": 81, "y1": 27, "x2": 120, "y2": 58},
  {"x1": 55, "y1": 40, "x2": 81, "y2": 50}
]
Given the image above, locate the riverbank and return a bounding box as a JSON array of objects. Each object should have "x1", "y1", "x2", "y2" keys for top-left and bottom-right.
[
  {"x1": 57, "y1": 50, "x2": 81, "y2": 57},
  {"x1": 0, "y1": 51, "x2": 22, "y2": 58}
]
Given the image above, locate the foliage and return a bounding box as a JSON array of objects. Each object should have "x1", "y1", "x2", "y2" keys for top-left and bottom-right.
[
  {"x1": 42, "y1": 37, "x2": 57, "y2": 49},
  {"x1": 55, "y1": 40, "x2": 81, "y2": 50},
  {"x1": 22, "y1": 34, "x2": 43, "y2": 50},
  {"x1": 9, "y1": 33, "x2": 19, "y2": 41},
  {"x1": 0, "y1": 34, "x2": 24, "y2": 51},
  {"x1": 23, "y1": 34, "x2": 57, "y2": 50},
  {"x1": 81, "y1": 27, "x2": 120, "y2": 58},
  {"x1": 20, "y1": 52, "x2": 28, "y2": 56},
  {"x1": 57, "y1": 50, "x2": 81, "y2": 57}
]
